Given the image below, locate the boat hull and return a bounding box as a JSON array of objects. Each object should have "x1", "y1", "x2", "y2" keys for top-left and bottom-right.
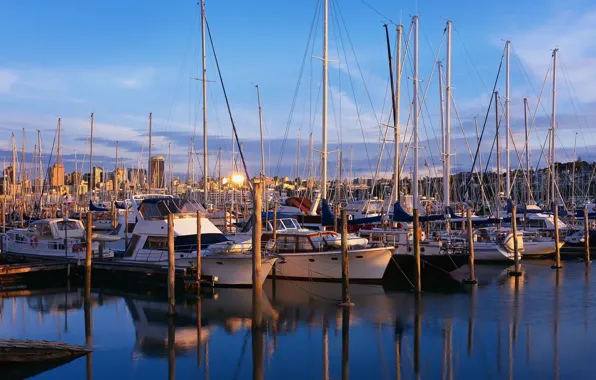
[
  {"x1": 523, "y1": 240, "x2": 564, "y2": 257},
  {"x1": 473, "y1": 243, "x2": 514, "y2": 262},
  {"x1": 273, "y1": 247, "x2": 394, "y2": 283}
]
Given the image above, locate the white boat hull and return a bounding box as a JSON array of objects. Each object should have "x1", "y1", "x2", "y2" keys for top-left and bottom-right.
[
  {"x1": 473, "y1": 243, "x2": 514, "y2": 262},
  {"x1": 274, "y1": 247, "x2": 393, "y2": 282},
  {"x1": 122, "y1": 254, "x2": 276, "y2": 287},
  {"x1": 523, "y1": 240, "x2": 564, "y2": 256}
]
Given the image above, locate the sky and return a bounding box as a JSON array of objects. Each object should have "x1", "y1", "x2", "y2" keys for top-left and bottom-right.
[{"x1": 0, "y1": 0, "x2": 595, "y2": 182}]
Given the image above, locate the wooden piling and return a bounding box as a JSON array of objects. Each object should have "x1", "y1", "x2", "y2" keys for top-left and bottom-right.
[
  {"x1": 413, "y1": 209, "x2": 422, "y2": 293},
  {"x1": 167, "y1": 213, "x2": 176, "y2": 316},
  {"x1": 339, "y1": 209, "x2": 354, "y2": 307},
  {"x1": 85, "y1": 212, "x2": 92, "y2": 281},
  {"x1": 196, "y1": 210, "x2": 202, "y2": 286},
  {"x1": 168, "y1": 314, "x2": 176, "y2": 380},
  {"x1": 272, "y1": 203, "x2": 277, "y2": 285},
  {"x1": 510, "y1": 206, "x2": 522, "y2": 276},
  {"x1": 252, "y1": 178, "x2": 263, "y2": 328},
  {"x1": 111, "y1": 201, "x2": 116, "y2": 229},
  {"x1": 552, "y1": 203, "x2": 562, "y2": 269},
  {"x1": 584, "y1": 206, "x2": 590, "y2": 263},
  {"x1": 463, "y1": 209, "x2": 477, "y2": 284}
]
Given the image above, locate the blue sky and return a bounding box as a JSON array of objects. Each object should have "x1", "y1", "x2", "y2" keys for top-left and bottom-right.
[{"x1": 0, "y1": 0, "x2": 595, "y2": 181}]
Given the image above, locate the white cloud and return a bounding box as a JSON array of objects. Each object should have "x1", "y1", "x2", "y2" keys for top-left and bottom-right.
[{"x1": 0, "y1": 70, "x2": 18, "y2": 93}]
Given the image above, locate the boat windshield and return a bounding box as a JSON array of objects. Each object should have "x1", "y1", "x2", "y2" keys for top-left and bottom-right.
[
  {"x1": 56, "y1": 221, "x2": 81, "y2": 231},
  {"x1": 278, "y1": 219, "x2": 300, "y2": 230},
  {"x1": 139, "y1": 198, "x2": 207, "y2": 219}
]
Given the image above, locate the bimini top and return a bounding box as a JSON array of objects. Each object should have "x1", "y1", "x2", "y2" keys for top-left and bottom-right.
[{"x1": 138, "y1": 197, "x2": 207, "y2": 219}]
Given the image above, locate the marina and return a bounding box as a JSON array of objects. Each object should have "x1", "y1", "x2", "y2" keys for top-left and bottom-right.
[{"x1": 1, "y1": 0, "x2": 596, "y2": 378}]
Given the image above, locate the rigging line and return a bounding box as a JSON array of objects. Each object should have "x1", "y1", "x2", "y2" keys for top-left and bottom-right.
[
  {"x1": 464, "y1": 45, "x2": 506, "y2": 201},
  {"x1": 332, "y1": 0, "x2": 374, "y2": 181},
  {"x1": 275, "y1": 0, "x2": 321, "y2": 178},
  {"x1": 359, "y1": 0, "x2": 395, "y2": 25},
  {"x1": 205, "y1": 19, "x2": 252, "y2": 191}
]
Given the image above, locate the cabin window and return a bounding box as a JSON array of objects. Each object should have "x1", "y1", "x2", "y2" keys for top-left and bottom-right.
[
  {"x1": 56, "y1": 221, "x2": 80, "y2": 231},
  {"x1": 15, "y1": 234, "x2": 26, "y2": 243},
  {"x1": 143, "y1": 236, "x2": 168, "y2": 251},
  {"x1": 297, "y1": 236, "x2": 312, "y2": 251},
  {"x1": 527, "y1": 219, "x2": 546, "y2": 228},
  {"x1": 125, "y1": 235, "x2": 141, "y2": 257}
]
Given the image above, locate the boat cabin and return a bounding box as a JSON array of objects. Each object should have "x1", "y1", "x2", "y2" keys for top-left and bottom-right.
[{"x1": 27, "y1": 219, "x2": 86, "y2": 240}]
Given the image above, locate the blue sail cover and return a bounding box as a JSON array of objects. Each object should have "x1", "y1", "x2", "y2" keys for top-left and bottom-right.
[
  {"x1": 89, "y1": 201, "x2": 109, "y2": 212},
  {"x1": 321, "y1": 199, "x2": 381, "y2": 227},
  {"x1": 115, "y1": 201, "x2": 129, "y2": 209},
  {"x1": 392, "y1": 202, "x2": 444, "y2": 223}
]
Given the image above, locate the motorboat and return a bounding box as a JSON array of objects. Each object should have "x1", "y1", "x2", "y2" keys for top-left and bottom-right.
[
  {"x1": 1, "y1": 218, "x2": 115, "y2": 260},
  {"x1": 120, "y1": 194, "x2": 276, "y2": 287}
]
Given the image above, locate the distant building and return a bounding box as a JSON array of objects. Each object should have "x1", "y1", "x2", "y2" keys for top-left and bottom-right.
[
  {"x1": 49, "y1": 164, "x2": 65, "y2": 187},
  {"x1": 128, "y1": 168, "x2": 147, "y2": 186},
  {"x1": 149, "y1": 156, "x2": 165, "y2": 189}
]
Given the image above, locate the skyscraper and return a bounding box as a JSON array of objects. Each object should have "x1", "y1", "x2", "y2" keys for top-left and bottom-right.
[{"x1": 149, "y1": 156, "x2": 165, "y2": 189}]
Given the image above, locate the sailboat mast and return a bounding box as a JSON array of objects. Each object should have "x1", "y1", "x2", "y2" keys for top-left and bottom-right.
[
  {"x1": 148, "y1": 112, "x2": 152, "y2": 192},
  {"x1": 550, "y1": 48, "x2": 558, "y2": 206},
  {"x1": 524, "y1": 98, "x2": 530, "y2": 204},
  {"x1": 384, "y1": 23, "x2": 399, "y2": 205},
  {"x1": 505, "y1": 40, "x2": 511, "y2": 200},
  {"x1": 201, "y1": 0, "x2": 209, "y2": 207},
  {"x1": 256, "y1": 84, "x2": 266, "y2": 210},
  {"x1": 37, "y1": 130, "x2": 42, "y2": 195},
  {"x1": 321, "y1": 0, "x2": 329, "y2": 199},
  {"x1": 115, "y1": 141, "x2": 119, "y2": 200},
  {"x1": 89, "y1": 113, "x2": 94, "y2": 201},
  {"x1": 395, "y1": 24, "x2": 402, "y2": 204},
  {"x1": 21, "y1": 128, "x2": 25, "y2": 193},
  {"x1": 412, "y1": 15, "x2": 419, "y2": 210},
  {"x1": 438, "y1": 61, "x2": 446, "y2": 206},
  {"x1": 444, "y1": 20, "x2": 452, "y2": 213},
  {"x1": 495, "y1": 92, "x2": 500, "y2": 219}
]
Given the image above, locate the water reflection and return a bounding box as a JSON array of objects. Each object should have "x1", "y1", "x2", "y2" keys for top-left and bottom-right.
[{"x1": 0, "y1": 262, "x2": 596, "y2": 378}]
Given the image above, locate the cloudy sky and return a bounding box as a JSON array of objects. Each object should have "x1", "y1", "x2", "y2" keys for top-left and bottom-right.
[{"x1": 0, "y1": 0, "x2": 594, "y2": 182}]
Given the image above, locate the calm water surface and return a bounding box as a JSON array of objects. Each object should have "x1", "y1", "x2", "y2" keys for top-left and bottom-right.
[{"x1": 2, "y1": 261, "x2": 596, "y2": 379}]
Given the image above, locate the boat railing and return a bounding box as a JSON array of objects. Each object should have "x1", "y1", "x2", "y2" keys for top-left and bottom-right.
[{"x1": 133, "y1": 244, "x2": 197, "y2": 263}]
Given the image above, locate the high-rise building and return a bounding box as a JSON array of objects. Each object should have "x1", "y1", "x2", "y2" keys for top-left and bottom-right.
[
  {"x1": 49, "y1": 164, "x2": 65, "y2": 187},
  {"x1": 128, "y1": 168, "x2": 147, "y2": 186},
  {"x1": 149, "y1": 156, "x2": 165, "y2": 189}
]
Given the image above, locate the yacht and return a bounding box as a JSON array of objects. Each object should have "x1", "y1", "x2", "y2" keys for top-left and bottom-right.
[
  {"x1": 120, "y1": 194, "x2": 276, "y2": 287},
  {"x1": 1, "y1": 218, "x2": 116, "y2": 260}
]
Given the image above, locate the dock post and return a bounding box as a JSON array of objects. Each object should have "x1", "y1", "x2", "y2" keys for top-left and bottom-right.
[
  {"x1": 85, "y1": 212, "x2": 92, "y2": 282},
  {"x1": 196, "y1": 210, "x2": 202, "y2": 287},
  {"x1": 1, "y1": 193, "x2": 5, "y2": 233},
  {"x1": 124, "y1": 206, "x2": 129, "y2": 249},
  {"x1": 584, "y1": 206, "x2": 590, "y2": 263},
  {"x1": 252, "y1": 178, "x2": 263, "y2": 328},
  {"x1": 339, "y1": 209, "x2": 354, "y2": 307},
  {"x1": 413, "y1": 209, "x2": 422, "y2": 293},
  {"x1": 463, "y1": 209, "x2": 477, "y2": 284},
  {"x1": 111, "y1": 201, "x2": 116, "y2": 229},
  {"x1": 510, "y1": 205, "x2": 522, "y2": 276},
  {"x1": 167, "y1": 213, "x2": 176, "y2": 316},
  {"x1": 552, "y1": 202, "x2": 562, "y2": 269},
  {"x1": 272, "y1": 203, "x2": 277, "y2": 290}
]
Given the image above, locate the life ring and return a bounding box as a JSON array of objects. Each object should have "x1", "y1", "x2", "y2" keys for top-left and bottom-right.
[
  {"x1": 72, "y1": 244, "x2": 80, "y2": 252},
  {"x1": 30, "y1": 236, "x2": 38, "y2": 248},
  {"x1": 396, "y1": 222, "x2": 403, "y2": 229}
]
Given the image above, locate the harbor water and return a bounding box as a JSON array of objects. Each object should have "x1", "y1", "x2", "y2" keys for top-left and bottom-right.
[{"x1": 2, "y1": 261, "x2": 596, "y2": 379}]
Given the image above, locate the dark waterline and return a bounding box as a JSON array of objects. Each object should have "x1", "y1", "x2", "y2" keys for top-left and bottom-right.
[{"x1": 1, "y1": 261, "x2": 596, "y2": 379}]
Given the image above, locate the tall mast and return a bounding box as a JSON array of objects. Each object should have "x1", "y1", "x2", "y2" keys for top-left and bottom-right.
[
  {"x1": 524, "y1": 98, "x2": 530, "y2": 204},
  {"x1": 505, "y1": 40, "x2": 511, "y2": 200},
  {"x1": 115, "y1": 141, "x2": 119, "y2": 200},
  {"x1": 444, "y1": 20, "x2": 452, "y2": 213},
  {"x1": 550, "y1": 48, "x2": 558, "y2": 206},
  {"x1": 168, "y1": 142, "x2": 172, "y2": 194},
  {"x1": 201, "y1": 0, "x2": 209, "y2": 207},
  {"x1": 89, "y1": 113, "x2": 94, "y2": 200},
  {"x1": 57, "y1": 118, "x2": 61, "y2": 165},
  {"x1": 256, "y1": 84, "x2": 266, "y2": 210},
  {"x1": 11, "y1": 132, "x2": 16, "y2": 197},
  {"x1": 148, "y1": 112, "x2": 152, "y2": 192},
  {"x1": 384, "y1": 23, "x2": 399, "y2": 205},
  {"x1": 321, "y1": 0, "x2": 329, "y2": 199},
  {"x1": 495, "y1": 92, "x2": 501, "y2": 219},
  {"x1": 21, "y1": 128, "x2": 25, "y2": 194},
  {"x1": 438, "y1": 61, "x2": 446, "y2": 207},
  {"x1": 395, "y1": 24, "x2": 402, "y2": 204},
  {"x1": 412, "y1": 15, "x2": 419, "y2": 210},
  {"x1": 37, "y1": 130, "x2": 42, "y2": 195}
]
